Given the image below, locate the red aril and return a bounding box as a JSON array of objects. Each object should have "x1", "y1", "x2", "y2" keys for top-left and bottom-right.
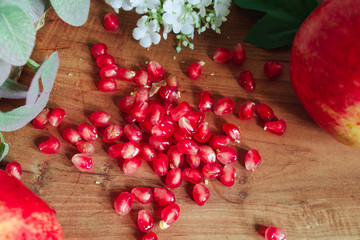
[
  {"x1": 77, "y1": 141, "x2": 96, "y2": 155},
  {"x1": 135, "y1": 88, "x2": 150, "y2": 103},
  {"x1": 134, "y1": 69, "x2": 151, "y2": 88},
  {"x1": 171, "y1": 101, "x2": 192, "y2": 121},
  {"x1": 159, "y1": 86, "x2": 179, "y2": 102},
  {"x1": 220, "y1": 164, "x2": 236, "y2": 187},
  {"x1": 103, "y1": 124, "x2": 123, "y2": 142},
  {"x1": 185, "y1": 154, "x2": 201, "y2": 169},
  {"x1": 39, "y1": 136, "x2": 60, "y2": 154},
  {"x1": 33, "y1": 108, "x2": 50, "y2": 129},
  {"x1": 48, "y1": 108, "x2": 66, "y2": 127},
  {"x1": 177, "y1": 139, "x2": 199, "y2": 156},
  {"x1": 160, "y1": 204, "x2": 180, "y2": 229},
  {"x1": 166, "y1": 168, "x2": 183, "y2": 188},
  {"x1": 138, "y1": 209, "x2": 154, "y2": 232},
  {"x1": 92, "y1": 43, "x2": 107, "y2": 59},
  {"x1": 238, "y1": 101, "x2": 255, "y2": 120},
  {"x1": 121, "y1": 142, "x2": 140, "y2": 159},
  {"x1": 214, "y1": 97, "x2": 235, "y2": 115},
  {"x1": 98, "y1": 78, "x2": 117, "y2": 92},
  {"x1": 264, "y1": 61, "x2": 284, "y2": 78},
  {"x1": 171, "y1": 126, "x2": 191, "y2": 144},
  {"x1": 149, "y1": 136, "x2": 171, "y2": 151},
  {"x1": 163, "y1": 101, "x2": 174, "y2": 115},
  {"x1": 152, "y1": 153, "x2": 169, "y2": 176},
  {"x1": 193, "y1": 122, "x2": 211, "y2": 143},
  {"x1": 131, "y1": 101, "x2": 149, "y2": 122},
  {"x1": 142, "y1": 232, "x2": 158, "y2": 240},
  {"x1": 5, "y1": 162, "x2": 22, "y2": 180},
  {"x1": 119, "y1": 95, "x2": 136, "y2": 113},
  {"x1": 209, "y1": 135, "x2": 230, "y2": 150},
  {"x1": 100, "y1": 64, "x2": 118, "y2": 79},
  {"x1": 90, "y1": 111, "x2": 111, "y2": 127},
  {"x1": 202, "y1": 163, "x2": 222, "y2": 178},
  {"x1": 62, "y1": 128, "x2": 82, "y2": 145},
  {"x1": 265, "y1": 226, "x2": 287, "y2": 240},
  {"x1": 108, "y1": 143, "x2": 124, "y2": 159},
  {"x1": 182, "y1": 168, "x2": 204, "y2": 184},
  {"x1": 96, "y1": 54, "x2": 115, "y2": 68},
  {"x1": 222, "y1": 123, "x2": 241, "y2": 142},
  {"x1": 192, "y1": 184, "x2": 210, "y2": 206},
  {"x1": 178, "y1": 116, "x2": 197, "y2": 135},
  {"x1": 154, "y1": 187, "x2": 176, "y2": 206},
  {"x1": 188, "y1": 61, "x2": 205, "y2": 80},
  {"x1": 167, "y1": 146, "x2": 184, "y2": 168},
  {"x1": 147, "y1": 60, "x2": 165, "y2": 81},
  {"x1": 123, "y1": 156, "x2": 142, "y2": 175},
  {"x1": 104, "y1": 13, "x2": 119, "y2": 31},
  {"x1": 256, "y1": 103, "x2": 275, "y2": 123},
  {"x1": 264, "y1": 119, "x2": 287, "y2": 136},
  {"x1": 118, "y1": 67, "x2": 135, "y2": 82},
  {"x1": 148, "y1": 104, "x2": 165, "y2": 126},
  {"x1": 152, "y1": 122, "x2": 174, "y2": 138},
  {"x1": 198, "y1": 145, "x2": 216, "y2": 164},
  {"x1": 125, "y1": 114, "x2": 136, "y2": 124},
  {"x1": 140, "y1": 144, "x2": 156, "y2": 161},
  {"x1": 166, "y1": 74, "x2": 179, "y2": 88},
  {"x1": 213, "y1": 47, "x2": 234, "y2": 63},
  {"x1": 184, "y1": 110, "x2": 205, "y2": 126},
  {"x1": 124, "y1": 124, "x2": 142, "y2": 143},
  {"x1": 131, "y1": 187, "x2": 153, "y2": 204},
  {"x1": 245, "y1": 149, "x2": 261, "y2": 171},
  {"x1": 233, "y1": 43, "x2": 246, "y2": 64},
  {"x1": 71, "y1": 153, "x2": 93, "y2": 172},
  {"x1": 198, "y1": 91, "x2": 214, "y2": 112},
  {"x1": 114, "y1": 192, "x2": 133, "y2": 216},
  {"x1": 78, "y1": 123, "x2": 98, "y2": 141},
  {"x1": 239, "y1": 71, "x2": 256, "y2": 92},
  {"x1": 216, "y1": 146, "x2": 237, "y2": 165}
]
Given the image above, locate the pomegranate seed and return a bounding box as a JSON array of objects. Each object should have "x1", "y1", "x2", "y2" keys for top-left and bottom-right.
[
  {"x1": 103, "y1": 124, "x2": 123, "y2": 142},
  {"x1": 239, "y1": 71, "x2": 256, "y2": 92},
  {"x1": 214, "y1": 97, "x2": 235, "y2": 115},
  {"x1": 135, "y1": 69, "x2": 151, "y2": 88},
  {"x1": 178, "y1": 117, "x2": 197, "y2": 135},
  {"x1": 78, "y1": 123, "x2": 98, "y2": 141},
  {"x1": 119, "y1": 95, "x2": 136, "y2": 113},
  {"x1": 125, "y1": 113, "x2": 137, "y2": 124},
  {"x1": 185, "y1": 111, "x2": 205, "y2": 125},
  {"x1": 220, "y1": 164, "x2": 236, "y2": 187},
  {"x1": 5, "y1": 162, "x2": 22, "y2": 179},
  {"x1": 90, "y1": 111, "x2": 111, "y2": 127},
  {"x1": 48, "y1": 108, "x2": 66, "y2": 127},
  {"x1": 108, "y1": 143, "x2": 124, "y2": 158},
  {"x1": 33, "y1": 108, "x2": 50, "y2": 129},
  {"x1": 131, "y1": 101, "x2": 149, "y2": 122},
  {"x1": 140, "y1": 144, "x2": 156, "y2": 161},
  {"x1": 171, "y1": 126, "x2": 191, "y2": 144},
  {"x1": 154, "y1": 187, "x2": 176, "y2": 206},
  {"x1": 62, "y1": 128, "x2": 82, "y2": 145},
  {"x1": 149, "y1": 80, "x2": 167, "y2": 97},
  {"x1": 103, "y1": 12, "x2": 119, "y2": 31},
  {"x1": 198, "y1": 145, "x2": 216, "y2": 164},
  {"x1": 198, "y1": 91, "x2": 214, "y2": 112},
  {"x1": 118, "y1": 67, "x2": 135, "y2": 81},
  {"x1": 264, "y1": 61, "x2": 284, "y2": 78},
  {"x1": 135, "y1": 88, "x2": 150, "y2": 103},
  {"x1": 77, "y1": 141, "x2": 96, "y2": 155},
  {"x1": 148, "y1": 104, "x2": 165, "y2": 126},
  {"x1": 193, "y1": 122, "x2": 211, "y2": 143},
  {"x1": 188, "y1": 61, "x2": 205, "y2": 80},
  {"x1": 265, "y1": 226, "x2": 287, "y2": 240},
  {"x1": 209, "y1": 135, "x2": 230, "y2": 150},
  {"x1": 159, "y1": 86, "x2": 179, "y2": 102},
  {"x1": 142, "y1": 232, "x2": 158, "y2": 240},
  {"x1": 121, "y1": 142, "x2": 140, "y2": 159},
  {"x1": 233, "y1": 43, "x2": 246, "y2": 64},
  {"x1": 92, "y1": 43, "x2": 107, "y2": 59},
  {"x1": 98, "y1": 78, "x2": 117, "y2": 92},
  {"x1": 167, "y1": 146, "x2": 184, "y2": 168},
  {"x1": 177, "y1": 139, "x2": 199, "y2": 156},
  {"x1": 238, "y1": 101, "x2": 255, "y2": 120},
  {"x1": 149, "y1": 136, "x2": 171, "y2": 151},
  {"x1": 182, "y1": 168, "x2": 204, "y2": 184},
  {"x1": 147, "y1": 60, "x2": 165, "y2": 81},
  {"x1": 264, "y1": 119, "x2": 287, "y2": 135},
  {"x1": 152, "y1": 122, "x2": 174, "y2": 138},
  {"x1": 124, "y1": 124, "x2": 142, "y2": 143},
  {"x1": 193, "y1": 184, "x2": 210, "y2": 206},
  {"x1": 166, "y1": 168, "x2": 183, "y2": 188},
  {"x1": 131, "y1": 187, "x2": 153, "y2": 204},
  {"x1": 213, "y1": 47, "x2": 234, "y2": 63},
  {"x1": 114, "y1": 192, "x2": 133, "y2": 216},
  {"x1": 153, "y1": 153, "x2": 169, "y2": 176},
  {"x1": 71, "y1": 153, "x2": 93, "y2": 171},
  {"x1": 139, "y1": 120, "x2": 153, "y2": 134},
  {"x1": 185, "y1": 154, "x2": 201, "y2": 169},
  {"x1": 163, "y1": 101, "x2": 174, "y2": 115},
  {"x1": 39, "y1": 136, "x2": 60, "y2": 154},
  {"x1": 256, "y1": 103, "x2": 275, "y2": 122},
  {"x1": 222, "y1": 123, "x2": 241, "y2": 142},
  {"x1": 245, "y1": 149, "x2": 261, "y2": 171},
  {"x1": 100, "y1": 64, "x2": 118, "y2": 79},
  {"x1": 123, "y1": 156, "x2": 142, "y2": 175},
  {"x1": 138, "y1": 209, "x2": 154, "y2": 232},
  {"x1": 202, "y1": 163, "x2": 222, "y2": 178},
  {"x1": 96, "y1": 54, "x2": 115, "y2": 68},
  {"x1": 160, "y1": 204, "x2": 180, "y2": 229},
  {"x1": 171, "y1": 101, "x2": 192, "y2": 121},
  {"x1": 166, "y1": 74, "x2": 178, "y2": 89},
  {"x1": 216, "y1": 146, "x2": 237, "y2": 165}
]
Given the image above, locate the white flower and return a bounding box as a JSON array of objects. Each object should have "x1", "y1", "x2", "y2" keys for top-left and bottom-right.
[
  {"x1": 130, "y1": 0, "x2": 161, "y2": 14},
  {"x1": 214, "y1": 0, "x2": 231, "y2": 17},
  {"x1": 105, "y1": 0, "x2": 133, "y2": 13},
  {"x1": 162, "y1": 0, "x2": 194, "y2": 35},
  {"x1": 133, "y1": 16, "x2": 161, "y2": 48}
]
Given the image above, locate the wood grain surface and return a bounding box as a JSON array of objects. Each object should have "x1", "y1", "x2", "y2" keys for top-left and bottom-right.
[{"x1": 1, "y1": 1, "x2": 360, "y2": 239}]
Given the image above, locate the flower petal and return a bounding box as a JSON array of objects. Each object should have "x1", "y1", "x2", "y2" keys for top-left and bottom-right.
[{"x1": 140, "y1": 35, "x2": 152, "y2": 48}]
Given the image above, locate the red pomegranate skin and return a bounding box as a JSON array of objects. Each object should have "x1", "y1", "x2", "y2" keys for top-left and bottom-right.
[
  {"x1": 290, "y1": 0, "x2": 360, "y2": 148},
  {"x1": 0, "y1": 170, "x2": 63, "y2": 240}
]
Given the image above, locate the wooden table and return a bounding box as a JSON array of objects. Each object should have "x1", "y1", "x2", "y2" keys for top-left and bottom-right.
[{"x1": 1, "y1": 1, "x2": 360, "y2": 239}]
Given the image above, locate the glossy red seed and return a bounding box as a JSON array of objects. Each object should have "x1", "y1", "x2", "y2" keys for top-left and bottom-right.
[
  {"x1": 214, "y1": 97, "x2": 235, "y2": 115},
  {"x1": 185, "y1": 154, "x2": 201, "y2": 169},
  {"x1": 135, "y1": 69, "x2": 151, "y2": 88},
  {"x1": 131, "y1": 187, "x2": 153, "y2": 204},
  {"x1": 154, "y1": 187, "x2": 176, "y2": 206},
  {"x1": 238, "y1": 101, "x2": 255, "y2": 120},
  {"x1": 216, "y1": 146, "x2": 237, "y2": 165},
  {"x1": 193, "y1": 184, "x2": 210, "y2": 206},
  {"x1": 152, "y1": 122, "x2": 174, "y2": 138},
  {"x1": 193, "y1": 122, "x2": 211, "y2": 143},
  {"x1": 100, "y1": 64, "x2": 118, "y2": 79},
  {"x1": 135, "y1": 88, "x2": 150, "y2": 103},
  {"x1": 167, "y1": 146, "x2": 184, "y2": 168},
  {"x1": 178, "y1": 116, "x2": 197, "y2": 135},
  {"x1": 185, "y1": 110, "x2": 205, "y2": 125},
  {"x1": 209, "y1": 135, "x2": 230, "y2": 150},
  {"x1": 177, "y1": 139, "x2": 199, "y2": 156},
  {"x1": 104, "y1": 12, "x2": 119, "y2": 31},
  {"x1": 119, "y1": 95, "x2": 136, "y2": 113},
  {"x1": 78, "y1": 123, "x2": 98, "y2": 142},
  {"x1": 149, "y1": 136, "x2": 171, "y2": 151},
  {"x1": 171, "y1": 126, "x2": 191, "y2": 144},
  {"x1": 48, "y1": 108, "x2": 66, "y2": 127},
  {"x1": 131, "y1": 101, "x2": 149, "y2": 122},
  {"x1": 265, "y1": 226, "x2": 287, "y2": 240},
  {"x1": 159, "y1": 86, "x2": 179, "y2": 102},
  {"x1": 188, "y1": 61, "x2": 205, "y2": 80},
  {"x1": 198, "y1": 91, "x2": 214, "y2": 112},
  {"x1": 183, "y1": 168, "x2": 204, "y2": 184},
  {"x1": 264, "y1": 119, "x2": 287, "y2": 135},
  {"x1": 171, "y1": 101, "x2": 192, "y2": 121},
  {"x1": 198, "y1": 145, "x2": 216, "y2": 164},
  {"x1": 114, "y1": 192, "x2": 133, "y2": 216},
  {"x1": 118, "y1": 67, "x2": 135, "y2": 82},
  {"x1": 77, "y1": 141, "x2": 96, "y2": 155},
  {"x1": 153, "y1": 153, "x2": 169, "y2": 176},
  {"x1": 239, "y1": 71, "x2": 256, "y2": 92},
  {"x1": 213, "y1": 47, "x2": 234, "y2": 63},
  {"x1": 33, "y1": 108, "x2": 50, "y2": 129},
  {"x1": 256, "y1": 103, "x2": 275, "y2": 122},
  {"x1": 5, "y1": 162, "x2": 22, "y2": 180},
  {"x1": 163, "y1": 101, "x2": 174, "y2": 115},
  {"x1": 71, "y1": 153, "x2": 93, "y2": 171},
  {"x1": 148, "y1": 104, "x2": 165, "y2": 126},
  {"x1": 39, "y1": 136, "x2": 60, "y2": 154},
  {"x1": 123, "y1": 156, "x2": 142, "y2": 175},
  {"x1": 96, "y1": 54, "x2": 115, "y2": 68},
  {"x1": 92, "y1": 43, "x2": 107, "y2": 59},
  {"x1": 160, "y1": 204, "x2": 180, "y2": 229},
  {"x1": 138, "y1": 209, "x2": 154, "y2": 232},
  {"x1": 62, "y1": 128, "x2": 82, "y2": 145},
  {"x1": 166, "y1": 74, "x2": 178, "y2": 88},
  {"x1": 233, "y1": 43, "x2": 246, "y2": 64},
  {"x1": 124, "y1": 124, "x2": 142, "y2": 143},
  {"x1": 140, "y1": 144, "x2": 156, "y2": 161},
  {"x1": 103, "y1": 124, "x2": 123, "y2": 142},
  {"x1": 264, "y1": 61, "x2": 284, "y2": 78},
  {"x1": 124, "y1": 113, "x2": 137, "y2": 124},
  {"x1": 166, "y1": 168, "x2": 183, "y2": 188},
  {"x1": 142, "y1": 232, "x2": 158, "y2": 240},
  {"x1": 98, "y1": 78, "x2": 117, "y2": 92},
  {"x1": 90, "y1": 111, "x2": 111, "y2": 127},
  {"x1": 139, "y1": 120, "x2": 153, "y2": 134},
  {"x1": 148, "y1": 60, "x2": 165, "y2": 81},
  {"x1": 121, "y1": 142, "x2": 140, "y2": 159},
  {"x1": 202, "y1": 163, "x2": 222, "y2": 178},
  {"x1": 222, "y1": 123, "x2": 241, "y2": 142},
  {"x1": 220, "y1": 164, "x2": 236, "y2": 187},
  {"x1": 245, "y1": 149, "x2": 261, "y2": 171},
  {"x1": 108, "y1": 143, "x2": 124, "y2": 159}
]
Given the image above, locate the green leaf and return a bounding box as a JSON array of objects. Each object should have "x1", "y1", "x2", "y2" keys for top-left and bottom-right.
[
  {"x1": 0, "y1": 59, "x2": 11, "y2": 86},
  {"x1": 0, "y1": 0, "x2": 45, "y2": 24},
  {"x1": 50, "y1": 0, "x2": 90, "y2": 27},
  {"x1": 0, "y1": 79, "x2": 28, "y2": 99},
  {"x1": 0, "y1": 132, "x2": 9, "y2": 161},
  {"x1": 233, "y1": 0, "x2": 318, "y2": 49},
  {"x1": 0, "y1": 51, "x2": 59, "y2": 132},
  {"x1": 0, "y1": 4, "x2": 36, "y2": 66}
]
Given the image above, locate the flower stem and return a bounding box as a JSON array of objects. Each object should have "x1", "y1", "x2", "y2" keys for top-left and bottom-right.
[{"x1": 26, "y1": 59, "x2": 40, "y2": 72}]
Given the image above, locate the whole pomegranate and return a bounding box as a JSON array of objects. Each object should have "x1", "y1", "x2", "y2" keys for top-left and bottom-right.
[{"x1": 290, "y1": 0, "x2": 360, "y2": 148}]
